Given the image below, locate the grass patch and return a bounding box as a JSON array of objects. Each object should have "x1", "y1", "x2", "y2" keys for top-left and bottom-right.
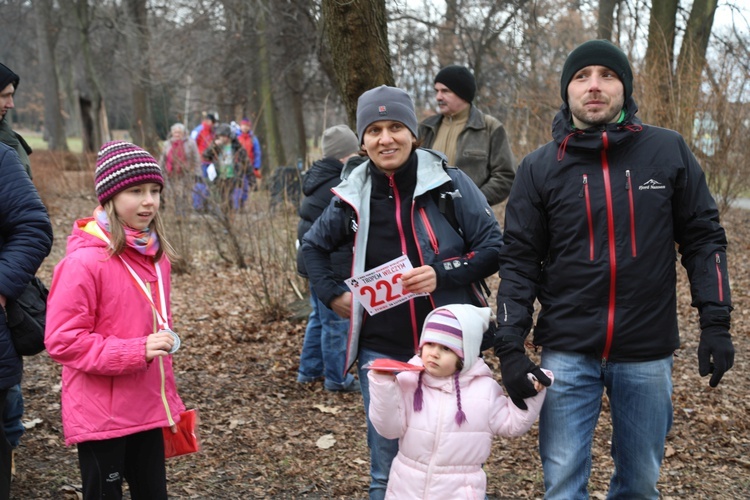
[{"x1": 23, "y1": 133, "x2": 83, "y2": 154}]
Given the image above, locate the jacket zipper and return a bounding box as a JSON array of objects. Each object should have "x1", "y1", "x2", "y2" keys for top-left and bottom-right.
[
  {"x1": 625, "y1": 170, "x2": 637, "y2": 257},
  {"x1": 390, "y1": 176, "x2": 419, "y2": 350},
  {"x1": 600, "y1": 133, "x2": 617, "y2": 362},
  {"x1": 418, "y1": 207, "x2": 439, "y2": 254},
  {"x1": 581, "y1": 174, "x2": 595, "y2": 261},
  {"x1": 715, "y1": 253, "x2": 724, "y2": 302}
]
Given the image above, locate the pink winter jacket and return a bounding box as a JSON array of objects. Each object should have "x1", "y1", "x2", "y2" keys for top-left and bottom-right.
[
  {"x1": 45, "y1": 218, "x2": 185, "y2": 446},
  {"x1": 368, "y1": 356, "x2": 547, "y2": 500}
]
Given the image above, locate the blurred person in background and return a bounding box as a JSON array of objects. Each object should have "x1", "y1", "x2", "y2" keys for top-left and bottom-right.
[
  {"x1": 236, "y1": 118, "x2": 262, "y2": 194},
  {"x1": 419, "y1": 65, "x2": 515, "y2": 206},
  {"x1": 296, "y1": 124, "x2": 362, "y2": 393},
  {"x1": 159, "y1": 123, "x2": 201, "y2": 216},
  {"x1": 201, "y1": 123, "x2": 251, "y2": 211}
]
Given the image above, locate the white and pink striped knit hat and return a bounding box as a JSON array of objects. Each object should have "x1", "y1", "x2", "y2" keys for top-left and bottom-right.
[{"x1": 94, "y1": 141, "x2": 164, "y2": 204}]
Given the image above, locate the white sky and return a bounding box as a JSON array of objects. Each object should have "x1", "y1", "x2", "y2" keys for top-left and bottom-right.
[{"x1": 398, "y1": 0, "x2": 749, "y2": 36}]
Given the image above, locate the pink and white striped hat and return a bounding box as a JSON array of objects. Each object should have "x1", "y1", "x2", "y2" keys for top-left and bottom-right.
[
  {"x1": 419, "y1": 308, "x2": 464, "y2": 359},
  {"x1": 94, "y1": 141, "x2": 164, "y2": 205}
]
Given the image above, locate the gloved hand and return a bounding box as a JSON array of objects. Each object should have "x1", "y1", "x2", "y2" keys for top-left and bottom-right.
[
  {"x1": 495, "y1": 334, "x2": 551, "y2": 410},
  {"x1": 698, "y1": 326, "x2": 734, "y2": 387}
]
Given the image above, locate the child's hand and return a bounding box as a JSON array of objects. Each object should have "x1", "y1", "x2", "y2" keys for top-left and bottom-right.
[
  {"x1": 528, "y1": 369, "x2": 554, "y2": 392},
  {"x1": 146, "y1": 330, "x2": 175, "y2": 361}
]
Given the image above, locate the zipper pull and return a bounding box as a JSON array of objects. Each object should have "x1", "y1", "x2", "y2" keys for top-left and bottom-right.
[
  {"x1": 715, "y1": 253, "x2": 720, "y2": 264},
  {"x1": 625, "y1": 170, "x2": 631, "y2": 190},
  {"x1": 388, "y1": 175, "x2": 394, "y2": 199},
  {"x1": 579, "y1": 174, "x2": 587, "y2": 198}
]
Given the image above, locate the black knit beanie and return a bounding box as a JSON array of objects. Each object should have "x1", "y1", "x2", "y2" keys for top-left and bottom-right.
[
  {"x1": 0, "y1": 63, "x2": 20, "y2": 92},
  {"x1": 434, "y1": 65, "x2": 476, "y2": 104},
  {"x1": 560, "y1": 40, "x2": 633, "y2": 103}
]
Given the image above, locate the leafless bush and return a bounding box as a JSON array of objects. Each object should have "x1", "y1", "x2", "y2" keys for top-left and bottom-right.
[{"x1": 167, "y1": 182, "x2": 305, "y2": 321}]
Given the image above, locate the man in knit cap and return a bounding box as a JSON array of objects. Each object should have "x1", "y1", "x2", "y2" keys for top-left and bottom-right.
[
  {"x1": 494, "y1": 39, "x2": 734, "y2": 498},
  {"x1": 0, "y1": 140, "x2": 53, "y2": 497},
  {"x1": 418, "y1": 64, "x2": 515, "y2": 205},
  {"x1": 0, "y1": 63, "x2": 32, "y2": 178},
  {"x1": 296, "y1": 125, "x2": 362, "y2": 393},
  {"x1": 0, "y1": 62, "x2": 43, "y2": 480}
]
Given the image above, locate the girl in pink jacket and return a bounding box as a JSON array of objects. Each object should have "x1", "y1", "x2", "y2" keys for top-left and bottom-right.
[
  {"x1": 367, "y1": 304, "x2": 551, "y2": 499},
  {"x1": 45, "y1": 141, "x2": 185, "y2": 499}
]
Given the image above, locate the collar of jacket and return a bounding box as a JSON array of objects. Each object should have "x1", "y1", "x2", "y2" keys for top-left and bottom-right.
[
  {"x1": 552, "y1": 96, "x2": 642, "y2": 152},
  {"x1": 423, "y1": 105, "x2": 486, "y2": 133},
  {"x1": 302, "y1": 157, "x2": 343, "y2": 195},
  {"x1": 335, "y1": 149, "x2": 452, "y2": 205},
  {"x1": 368, "y1": 152, "x2": 418, "y2": 198}
]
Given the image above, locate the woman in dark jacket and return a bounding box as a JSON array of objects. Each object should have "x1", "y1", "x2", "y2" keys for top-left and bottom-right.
[
  {"x1": 0, "y1": 143, "x2": 53, "y2": 496},
  {"x1": 301, "y1": 86, "x2": 503, "y2": 500}
]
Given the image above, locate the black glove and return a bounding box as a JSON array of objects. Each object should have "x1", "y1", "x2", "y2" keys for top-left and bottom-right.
[
  {"x1": 495, "y1": 334, "x2": 551, "y2": 410},
  {"x1": 698, "y1": 326, "x2": 734, "y2": 387}
]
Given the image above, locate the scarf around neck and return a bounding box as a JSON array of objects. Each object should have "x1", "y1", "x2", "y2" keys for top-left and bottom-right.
[{"x1": 94, "y1": 206, "x2": 160, "y2": 256}]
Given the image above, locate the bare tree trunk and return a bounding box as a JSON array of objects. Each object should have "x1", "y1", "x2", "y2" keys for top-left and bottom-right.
[
  {"x1": 436, "y1": 0, "x2": 458, "y2": 68},
  {"x1": 644, "y1": 0, "x2": 679, "y2": 127},
  {"x1": 65, "y1": 0, "x2": 109, "y2": 153},
  {"x1": 321, "y1": 0, "x2": 394, "y2": 126},
  {"x1": 676, "y1": 0, "x2": 718, "y2": 139},
  {"x1": 123, "y1": 0, "x2": 159, "y2": 152},
  {"x1": 597, "y1": 0, "x2": 620, "y2": 40},
  {"x1": 257, "y1": 2, "x2": 284, "y2": 171},
  {"x1": 32, "y1": 0, "x2": 69, "y2": 151},
  {"x1": 288, "y1": 62, "x2": 307, "y2": 167}
]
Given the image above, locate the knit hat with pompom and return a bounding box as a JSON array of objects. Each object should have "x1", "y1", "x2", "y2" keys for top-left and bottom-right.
[
  {"x1": 413, "y1": 304, "x2": 492, "y2": 426},
  {"x1": 94, "y1": 141, "x2": 164, "y2": 205}
]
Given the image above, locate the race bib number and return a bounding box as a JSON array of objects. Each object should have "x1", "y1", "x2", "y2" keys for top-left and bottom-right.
[{"x1": 346, "y1": 255, "x2": 427, "y2": 316}]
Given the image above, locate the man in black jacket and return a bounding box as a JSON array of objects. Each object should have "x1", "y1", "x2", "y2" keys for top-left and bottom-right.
[{"x1": 494, "y1": 40, "x2": 734, "y2": 499}]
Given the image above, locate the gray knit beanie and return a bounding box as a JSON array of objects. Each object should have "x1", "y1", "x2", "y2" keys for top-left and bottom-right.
[
  {"x1": 560, "y1": 40, "x2": 633, "y2": 103},
  {"x1": 356, "y1": 86, "x2": 418, "y2": 144},
  {"x1": 321, "y1": 125, "x2": 359, "y2": 160}
]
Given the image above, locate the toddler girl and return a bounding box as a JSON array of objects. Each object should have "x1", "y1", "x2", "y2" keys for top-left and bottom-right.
[{"x1": 368, "y1": 304, "x2": 551, "y2": 499}]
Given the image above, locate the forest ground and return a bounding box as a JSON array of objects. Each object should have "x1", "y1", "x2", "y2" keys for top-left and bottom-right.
[{"x1": 8, "y1": 151, "x2": 750, "y2": 499}]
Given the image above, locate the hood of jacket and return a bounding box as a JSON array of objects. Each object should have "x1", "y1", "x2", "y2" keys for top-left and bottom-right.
[{"x1": 302, "y1": 158, "x2": 343, "y2": 196}]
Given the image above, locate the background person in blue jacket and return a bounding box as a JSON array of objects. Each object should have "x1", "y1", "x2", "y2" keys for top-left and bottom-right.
[
  {"x1": 494, "y1": 39, "x2": 735, "y2": 499},
  {"x1": 0, "y1": 142, "x2": 53, "y2": 498},
  {"x1": 301, "y1": 85, "x2": 503, "y2": 500}
]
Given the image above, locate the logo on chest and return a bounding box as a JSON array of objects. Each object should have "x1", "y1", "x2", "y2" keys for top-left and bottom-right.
[{"x1": 638, "y1": 179, "x2": 666, "y2": 190}]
